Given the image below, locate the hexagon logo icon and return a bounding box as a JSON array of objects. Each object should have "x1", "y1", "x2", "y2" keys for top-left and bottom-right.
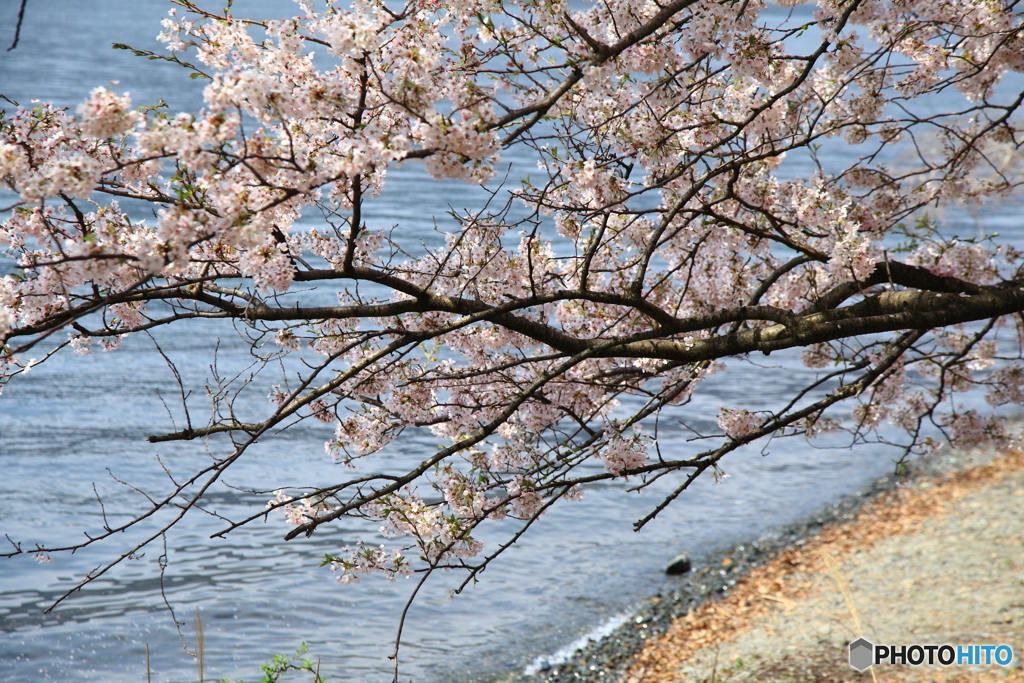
[{"x1": 849, "y1": 637, "x2": 874, "y2": 671}]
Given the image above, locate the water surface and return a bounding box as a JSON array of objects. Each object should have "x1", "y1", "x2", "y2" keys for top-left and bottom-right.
[{"x1": 0, "y1": 3, "x2": 1017, "y2": 683}]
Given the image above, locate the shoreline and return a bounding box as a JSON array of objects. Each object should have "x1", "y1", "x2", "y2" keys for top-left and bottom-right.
[{"x1": 514, "y1": 444, "x2": 1024, "y2": 683}]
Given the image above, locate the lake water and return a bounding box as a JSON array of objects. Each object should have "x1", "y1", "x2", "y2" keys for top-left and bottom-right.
[{"x1": 0, "y1": 3, "x2": 1019, "y2": 683}]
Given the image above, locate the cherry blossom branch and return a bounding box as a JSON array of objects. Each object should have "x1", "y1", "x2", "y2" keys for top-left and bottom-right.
[{"x1": 4, "y1": 0, "x2": 1024, "y2": 658}]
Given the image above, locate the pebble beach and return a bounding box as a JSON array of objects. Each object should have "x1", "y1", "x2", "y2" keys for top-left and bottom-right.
[{"x1": 519, "y1": 446, "x2": 1024, "y2": 683}]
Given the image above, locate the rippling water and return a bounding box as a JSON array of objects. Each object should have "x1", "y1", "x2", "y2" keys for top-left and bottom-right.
[{"x1": 0, "y1": 3, "x2": 1019, "y2": 683}]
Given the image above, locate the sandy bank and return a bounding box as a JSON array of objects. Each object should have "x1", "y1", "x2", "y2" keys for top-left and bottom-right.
[{"x1": 625, "y1": 449, "x2": 1024, "y2": 683}]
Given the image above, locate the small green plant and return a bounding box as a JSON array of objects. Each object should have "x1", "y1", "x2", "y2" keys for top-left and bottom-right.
[{"x1": 218, "y1": 643, "x2": 325, "y2": 683}]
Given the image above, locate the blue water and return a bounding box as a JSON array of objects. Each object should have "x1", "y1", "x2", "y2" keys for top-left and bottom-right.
[{"x1": 0, "y1": 3, "x2": 1019, "y2": 683}]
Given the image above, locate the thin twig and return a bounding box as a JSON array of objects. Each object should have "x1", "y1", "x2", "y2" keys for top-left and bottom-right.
[
  {"x1": 195, "y1": 606, "x2": 205, "y2": 683},
  {"x1": 6, "y1": 0, "x2": 28, "y2": 51}
]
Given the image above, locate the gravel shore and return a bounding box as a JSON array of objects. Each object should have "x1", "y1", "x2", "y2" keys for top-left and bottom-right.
[{"x1": 515, "y1": 445, "x2": 1024, "y2": 683}]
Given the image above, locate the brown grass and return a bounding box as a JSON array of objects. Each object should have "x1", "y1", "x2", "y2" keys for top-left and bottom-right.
[{"x1": 625, "y1": 449, "x2": 1024, "y2": 683}]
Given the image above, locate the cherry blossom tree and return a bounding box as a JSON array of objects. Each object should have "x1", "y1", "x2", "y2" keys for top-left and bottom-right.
[{"x1": 3, "y1": 0, "x2": 1024, "y2": 671}]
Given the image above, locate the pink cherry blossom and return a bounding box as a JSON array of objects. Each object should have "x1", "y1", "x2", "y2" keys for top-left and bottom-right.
[
  {"x1": 3, "y1": 0, "x2": 1024, "y2": 662},
  {"x1": 718, "y1": 408, "x2": 761, "y2": 440},
  {"x1": 76, "y1": 87, "x2": 137, "y2": 140}
]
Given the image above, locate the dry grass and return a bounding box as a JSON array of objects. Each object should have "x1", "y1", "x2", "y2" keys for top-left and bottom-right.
[{"x1": 626, "y1": 449, "x2": 1024, "y2": 683}]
